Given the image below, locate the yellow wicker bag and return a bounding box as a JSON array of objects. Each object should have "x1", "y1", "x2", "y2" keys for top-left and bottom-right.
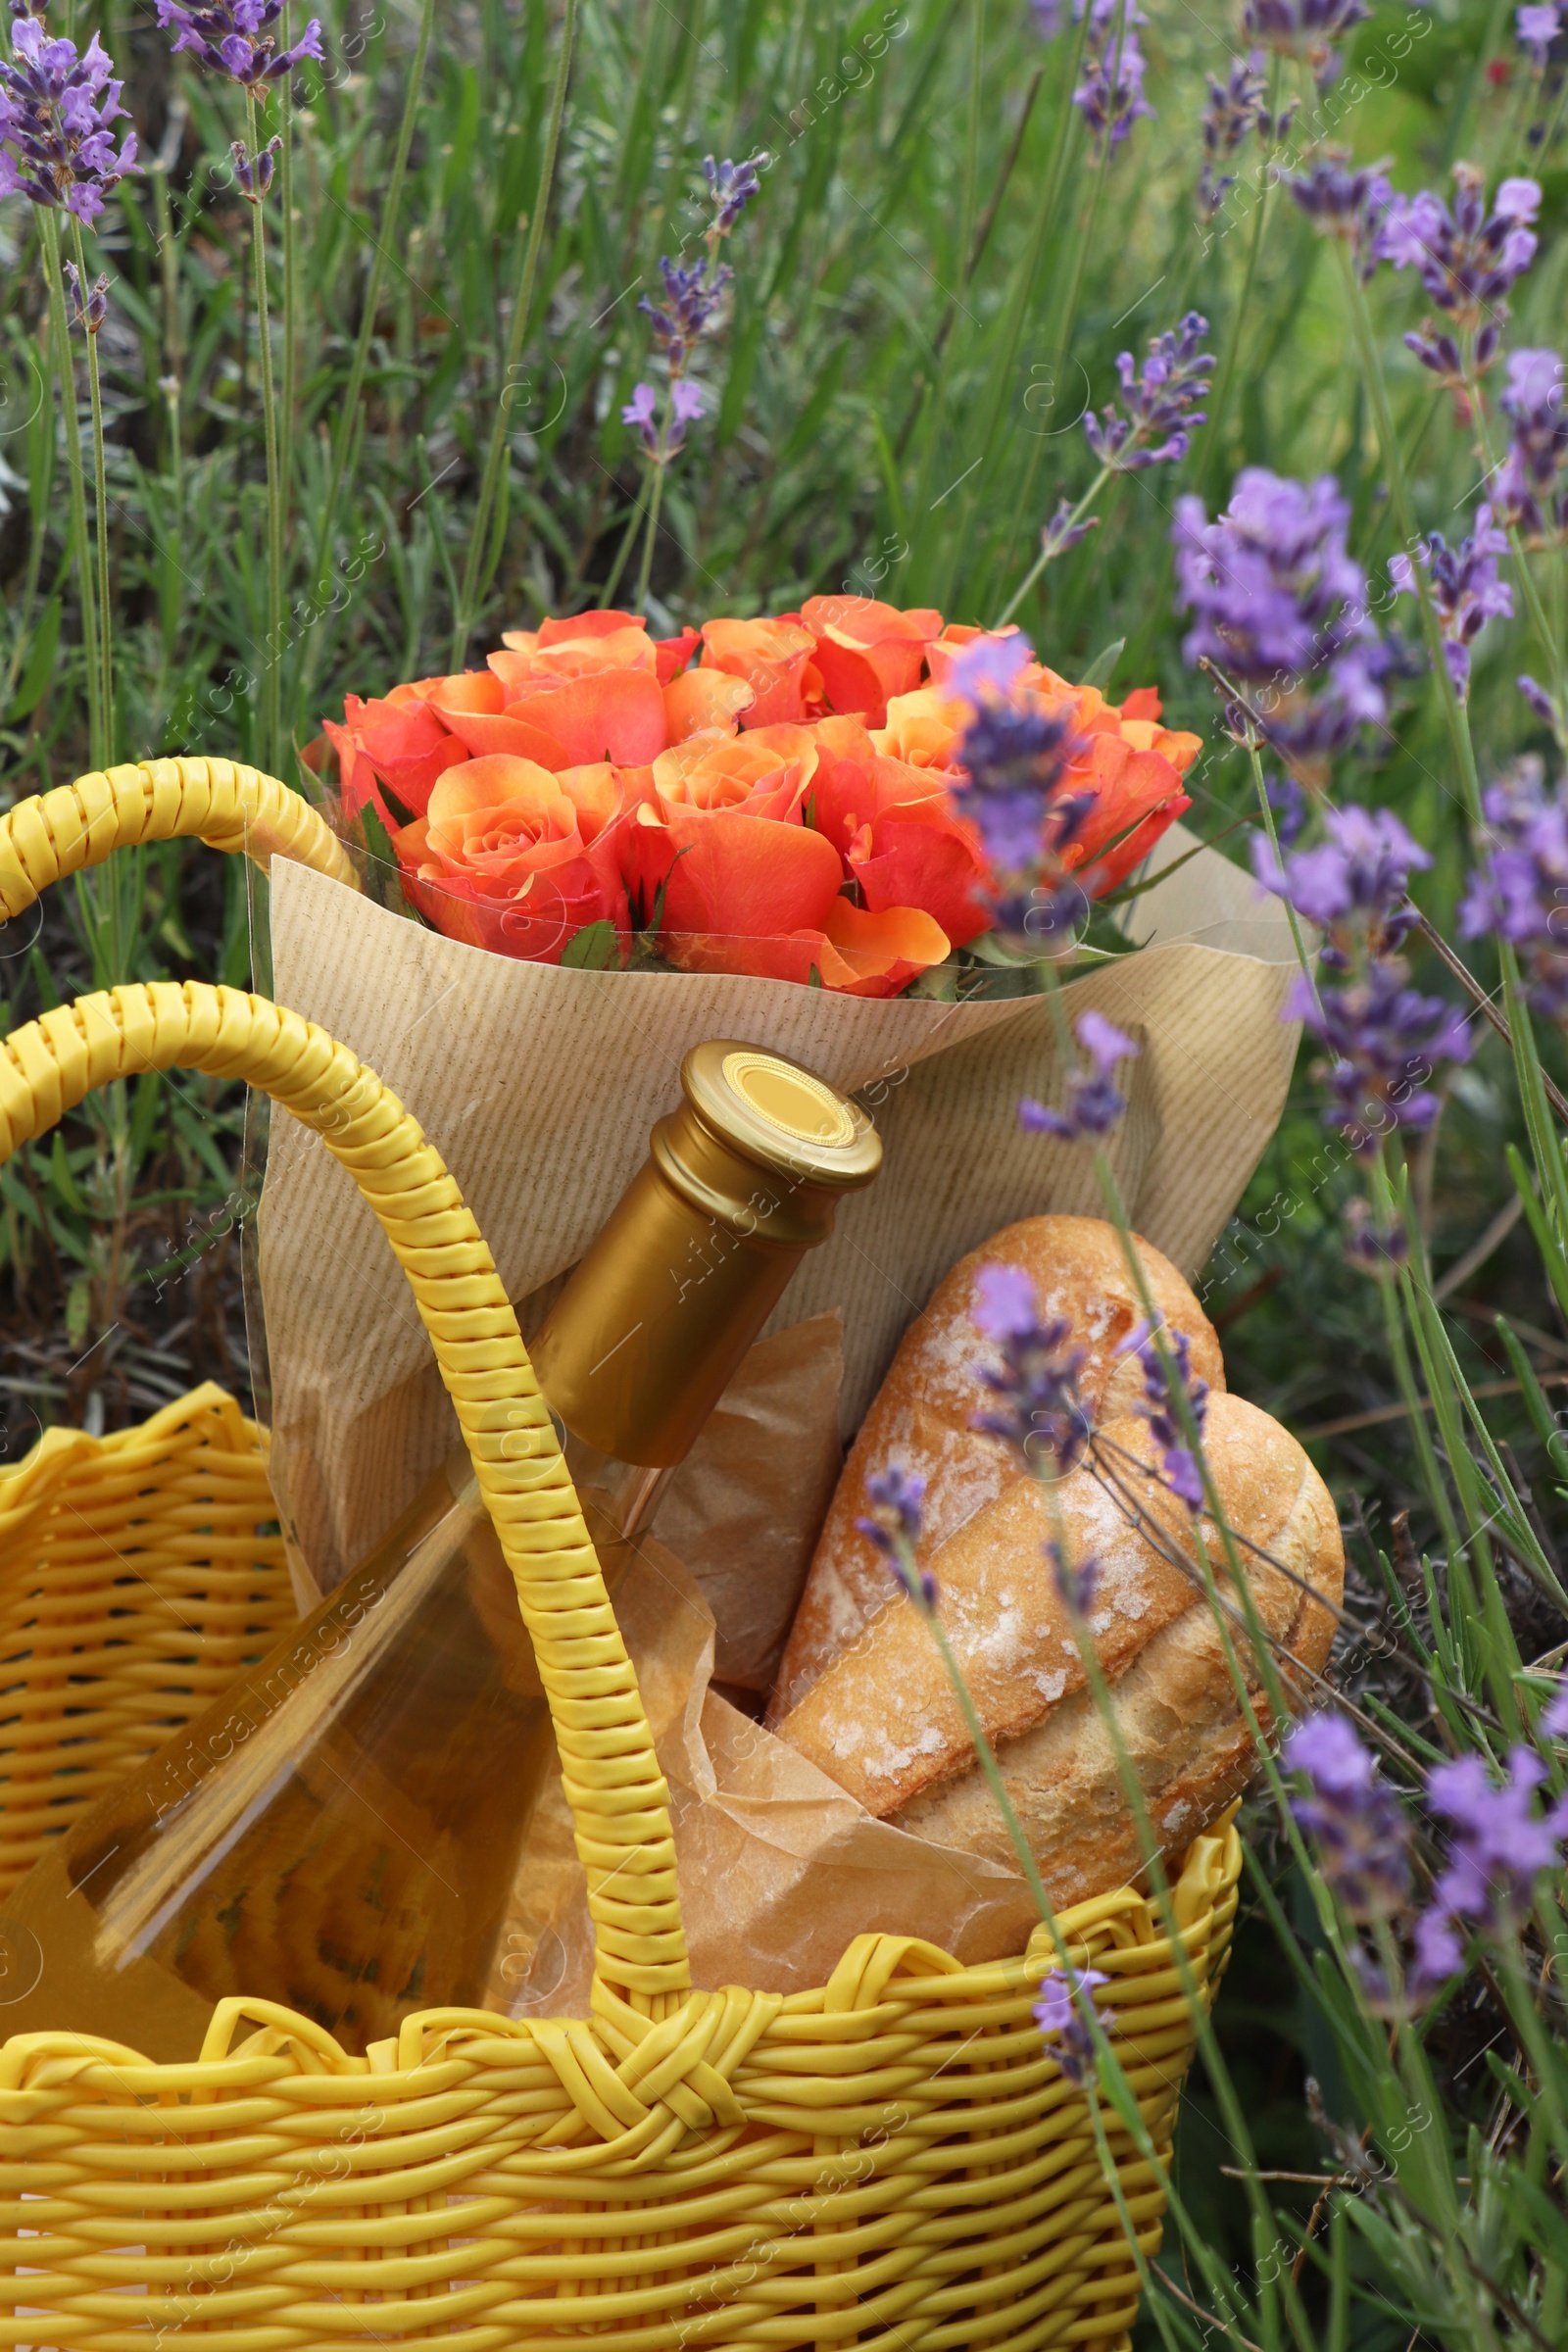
[{"x1": 0, "y1": 764, "x2": 1243, "y2": 2351}]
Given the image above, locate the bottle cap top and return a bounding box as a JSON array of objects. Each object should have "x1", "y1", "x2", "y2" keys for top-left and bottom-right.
[{"x1": 681, "y1": 1040, "x2": 881, "y2": 1190}]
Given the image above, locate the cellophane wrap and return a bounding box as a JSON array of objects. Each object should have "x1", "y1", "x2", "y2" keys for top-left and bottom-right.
[
  {"x1": 255, "y1": 825, "x2": 1300, "y2": 1991},
  {"x1": 260, "y1": 824, "x2": 1300, "y2": 1593}
]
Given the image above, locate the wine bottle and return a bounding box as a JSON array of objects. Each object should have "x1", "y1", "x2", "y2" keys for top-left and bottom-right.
[{"x1": 0, "y1": 1043, "x2": 880, "y2": 2059}]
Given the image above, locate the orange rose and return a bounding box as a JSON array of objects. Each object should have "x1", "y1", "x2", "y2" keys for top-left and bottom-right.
[
  {"x1": 1061, "y1": 731, "x2": 1196, "y2": 893},
  {"x1": 395, "y1": 755, "x2": 629, "y2": 965},
  {"x1": 621, "y1": 724, "x2": 948, "y2": 996},
  {"x1": 1050, "y1": 680, "x2": 1200, "y2": 891},
  {"x1": 408, "y1": 609, "x2": 751, "y2": 771},
  {"x1": 807, "y1": 716, "x2": 991, "y2": 951},
  {"x1": 872, "y1": 686, "x2": 964, "y2": 772},
  {"x1": 322, "y1": 684, "x2": 469, "y2": 826},
  {"x1": 651, "y1": 724, "x2": 818, "y2": 816},
  {"x1": 798, "y1": 595, "x2": 945, "y2": 727},
  {"x1": 700, "y1": 616, "x2": 822, "y2": 727},
  {"x1": 498, "y1": 608, "x2": 699, "y2": 686},
  {"x1": 911, "y1": 635, "x2": 1200, "y2": 901}
]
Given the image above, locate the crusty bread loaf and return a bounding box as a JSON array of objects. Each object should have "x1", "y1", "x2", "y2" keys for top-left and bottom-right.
[
  {"x1": 773, "y1": 1391, "x2": 1343, "y2": 1909},
  {"x1": 769, "y1": 1214, "x2": 1224, "y2": 1721}
]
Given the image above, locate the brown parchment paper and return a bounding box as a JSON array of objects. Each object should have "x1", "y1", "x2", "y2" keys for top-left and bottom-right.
[
  {"x1": 656, "y1": 1311, "x2": 845, "y2": 1691},
  {"x1": 260, "y1": 824, "x2": 1301, "y2": 1589},
  {"x1": 485, "y1": 1536, "x2": 1038, "y2": 2019}
]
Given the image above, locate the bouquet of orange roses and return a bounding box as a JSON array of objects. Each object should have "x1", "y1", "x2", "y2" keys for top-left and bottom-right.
[{"x1": 317, "y1": 598, "x2": 1200, "y2": 995}]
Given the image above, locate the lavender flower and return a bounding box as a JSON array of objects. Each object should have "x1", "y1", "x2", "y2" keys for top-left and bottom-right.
[
  {"x1": 1287, "y1": 959, "x2": 1471, "y2": 1152},
  {"x1": 955, "y1": 695, "x2": 1089, "y2": 945},
  {"x1": 1251, "y1": 802, "x2": 1428, "y2": 963},
  {"x1": 1083, "y1": 312, "x2": 1212, "y2": 470},
  {"x1": 154, "y1": 1, "x2": 324, "y2": 88},
  {"x1": 632, "y1": 155, "x2": 763, "y2": 469},
  {"x1": 1033, "y1": 0, "x2": 1149, "y2": 38},
  {"x1": 669, "y1": 377, "x2": 705, "y2": 441},
  {"x1": 1034, "y1": 1964, "x2": 1111, "y2": 2084},
  {"x1": 1074, "y1": 23, "x2": 1154, "y2": 153},
  {"x1": 231, "y1": 130, "x2": 280, "y2": 204},
  {"x1": 1173, "y1": 468, "x2": 1393, "y2": 762},
  {"x1": 1200, "y1": 53, "x2": 1293, "y2": 220},
  {"x1": 1542, "y1": 1681, "x2": 1568, "y2": 1738},
  {"x1": 970, "y1": 1263, "x2": 1091, "y2": 1479},
  {"x1": 703, "y1": 150, "x2": 765, "y2": 232},
  {"x1": 1460, "y1": 758, "x2": 1568, "y2": 1017},
  {"x1": 1049, "y1": 1539, "x2": 1101, "y2": 1615},
  {"x1": 1244, "y1": 0, "x2": 1370, "y2": 86},
  {"x1": 1494, "y1": 347, "x2": 1567, "y2": 544},
  {"x1": 1518, "y1": 675, "x2": 1562, "y2": 735},
  {"x1": 1376, "y1": 166, "x2": 1541, "y2": 376},
  {"x1": 1517, "y1": 3, "x2": 1561, "y2": 69},
  {"x1": 858, "y1": 1464, "x2": 936, "y2": 1606},
  {"x1": 1118, "y1": 1320, "x2": 1208, "y2": 1511},
  {"x1": 621, "y1": 381, "x2": 658, "y2": 453},
  {"x1": 63, "y1": 254, "x2": 107, "y2": 332},
  {"x1": 1414, "y1": 1744, "x2": 1568, "y2": 1987},
  {"x1": 1343, "y1": 1197, "x2": 1409, "y2": 1275},
  {"x1": 0, "y1": 12, "x2": 137, "y2": 221},
  {"x1": 1285, "y1": 1712, "x2": 1411, "y2": 1921},
  {"x1": 1266, "y1": 769, "x2": 1309, "y2": 849},
  {"x1": 1038, "y1": 496, "x2": 1101, "y2": 562},
  {"x1": 1020, "y1": 1008, "x2": 1141, "y2": 1140},
  {"x1": 641, "y1": 255, "x2": 727, "y2": 372},
  {"x1": 1288, "y1": 154, "x2": 1394, "y2": 281},
  {"x1": 948, "y1": 630, "x2": 1032, "y2": 703},
  {"x1": 1389, "y1": 506, "x2": 1511, "y2": 699},
  {"x1": 625, "y1": 375, "x2": 707, "y2": 461}
]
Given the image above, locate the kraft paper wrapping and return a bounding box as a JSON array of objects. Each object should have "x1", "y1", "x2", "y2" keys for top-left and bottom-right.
[{"x1": 261, "y1": 823, "x2": 1302, "y2": 1592}]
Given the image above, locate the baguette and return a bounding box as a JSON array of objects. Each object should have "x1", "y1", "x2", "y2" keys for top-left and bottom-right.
[
  {"x1": 773, "y1": 1390, "x2": 1343, "y2": 1909},
  {"x1": 769, "y1": 1213, "x2": 1224, "y2": 1721}
]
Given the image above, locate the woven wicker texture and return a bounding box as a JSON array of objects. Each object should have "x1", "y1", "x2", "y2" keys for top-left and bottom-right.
[
  {"x1": 0, "y1": 759, "x2": 356, "y2": 920},
  {"x1": 0, "y1": 764, "x2": 352, "y2": 1902},
  {"x1": 2, "y1": 1833, "x2": 1238, "y2": 2352},
  {"x1": 0, "y1": 768, "x2": 1242, "y2": 2344},
  {"x1": 0, "y1": 1387, "x2": 293, "y2": 1899}
]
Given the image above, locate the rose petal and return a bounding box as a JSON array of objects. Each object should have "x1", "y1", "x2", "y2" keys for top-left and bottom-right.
[
  {"x1": 497, "y1": 668, "x2": 670, "y2": 765},
  {"x1": 818, "y1": 896, "x2": 951, "y2": 997},
  {"x1": 426, "y1": 753, "x2": 567, "y2": 826},
  {"x1": 629, "y1": 803, "x2": 843, "y2": 947},
  {"x1": 324, "y1": 695, "x2": 470, "y2": 824},
  {"x1": 430, "y1": 704, "x2": 583, "y2": 768},
  {"x1": 848, "y1": 801, "x2": 990, "y2": 951},
  {"x1": 421, "y1": 669, "x2": 506, "y2": 715},
  {"x1": 536, "y1": 608, "x2": 647, "y2": 648},
  {"x1": 663, "y1": 666, "x2": 755, "y2": 741},
  {"x1": 655, "y1": 625, "x2": 702, "y2": 685},
  {"x1": 701, "y1": 616, "x2": 820, "y2": 726},
  {"x1": 556, "y1": 761, "x2": 622, "y2": 844}
]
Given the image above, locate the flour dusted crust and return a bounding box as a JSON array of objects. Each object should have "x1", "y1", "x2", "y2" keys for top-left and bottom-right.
[
  {"x1": 768, "y1": 1214, "x2": 1224, "y2": 1722},
  {"x1": 773, "y1": 1392, "x2": 1343, "y2": 1907}
]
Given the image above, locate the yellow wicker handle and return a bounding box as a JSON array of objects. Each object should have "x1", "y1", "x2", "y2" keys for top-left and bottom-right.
[
  {"x1": 0, "y1": 983, "x2": 690, "y2": 2013},
  {"x1": 0, "y1": 758, "x2": 359, "y2": 920}
]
